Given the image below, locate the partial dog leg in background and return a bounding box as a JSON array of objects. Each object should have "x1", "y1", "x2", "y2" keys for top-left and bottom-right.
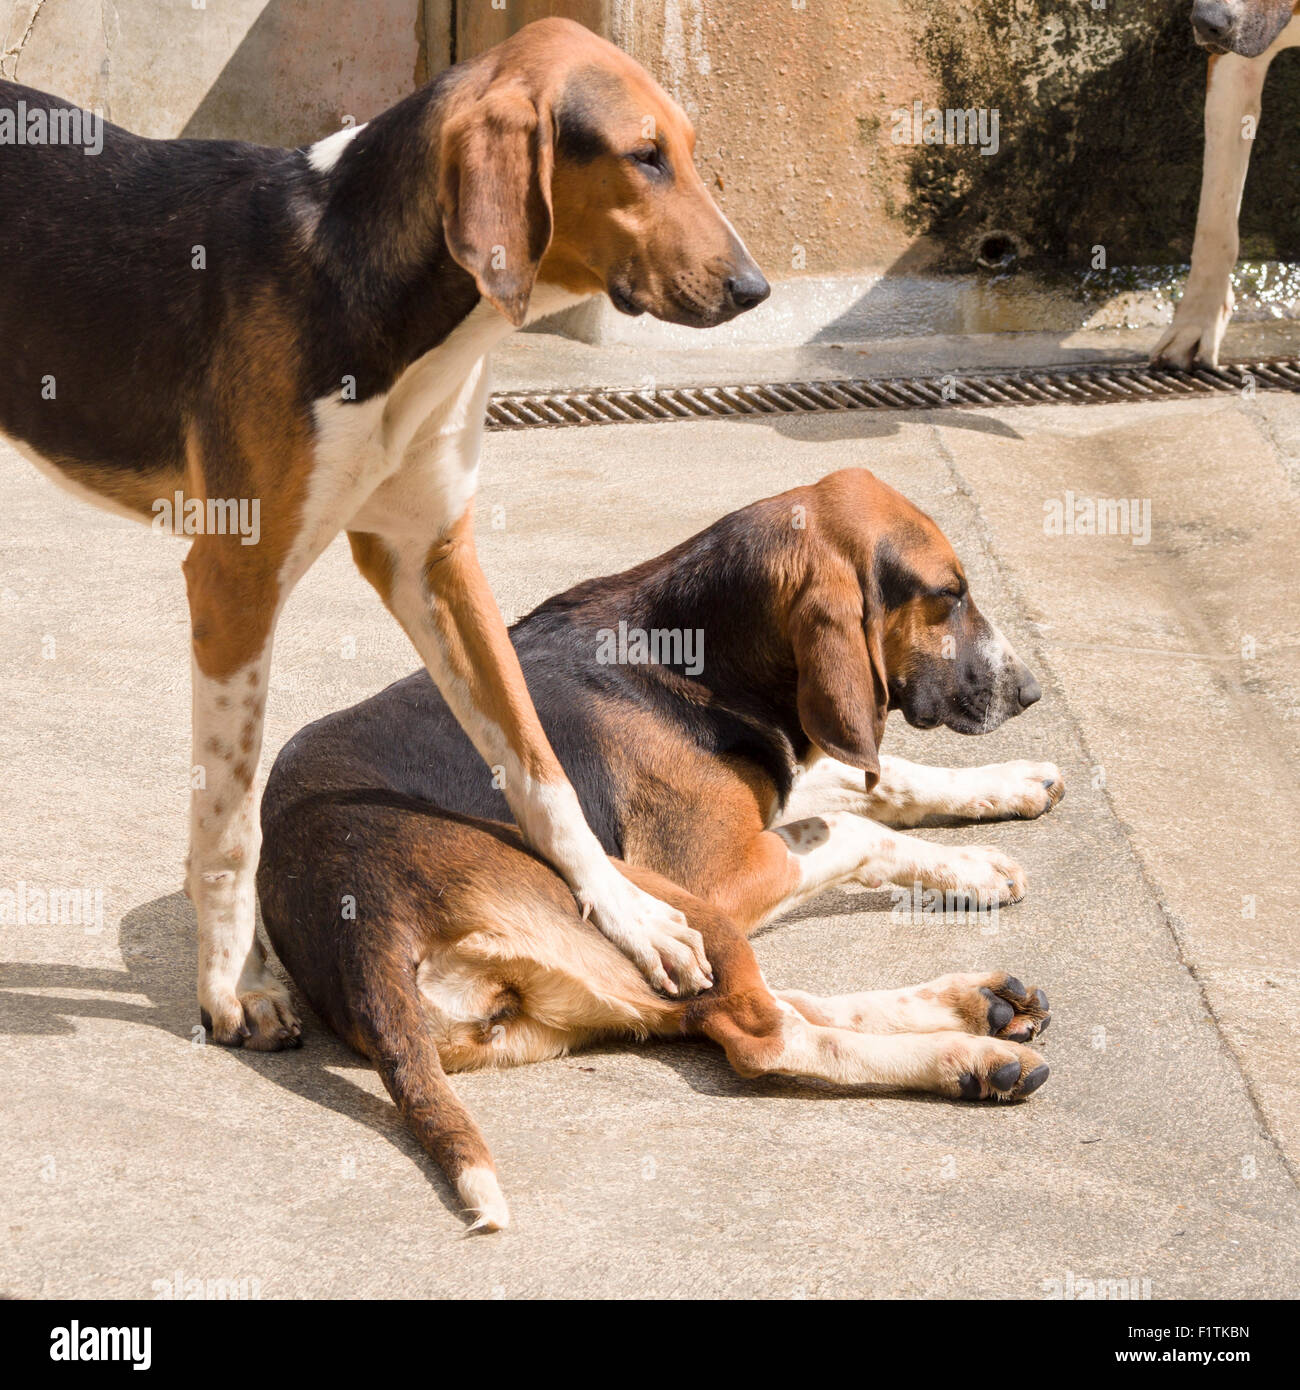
[
  {"x1": 787, "y1": 753, "x2": 1064, "y2": 827},
  {"x1": 1151, "y1": 39, "x2": 1292, "y2": 368}
]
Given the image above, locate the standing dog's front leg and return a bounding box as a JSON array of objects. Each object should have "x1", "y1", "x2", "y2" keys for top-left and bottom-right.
[
  {"x1": 1152, "y1": 50, "x2": 1272, "y2": 368},
  {"x1": 348, "y1": 504, "x2": 712, "y2": 997}
]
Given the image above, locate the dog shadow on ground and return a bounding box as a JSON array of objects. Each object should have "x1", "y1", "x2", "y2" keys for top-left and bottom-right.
[
  {"x1": 0, "y1": 890, "x2": 461, "y2": 1222},
  {"x1": 733, "y1": 400, "x2": 1027, "y2": 447},
  {"x1": 0, "y1": 882, "x2": 959, "y2": 1213}
]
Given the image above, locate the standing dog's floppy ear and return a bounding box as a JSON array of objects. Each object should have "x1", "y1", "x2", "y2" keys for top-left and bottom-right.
[
  {"x1": 438, "y1": 81, "x2": 554, "y2": 327},
  {"x1": 789, "y1": 568, "x2": 890, "y2": 789}
]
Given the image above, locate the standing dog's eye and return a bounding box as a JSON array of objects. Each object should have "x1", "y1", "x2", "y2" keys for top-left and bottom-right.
[{"x1": 629, "y1": 144, "x2": 666, "y2": 174}]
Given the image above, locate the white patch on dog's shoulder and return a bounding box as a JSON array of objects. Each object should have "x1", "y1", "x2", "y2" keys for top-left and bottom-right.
[{"x1": 307, "y1": 122, "x2": 368, "y2": 173}]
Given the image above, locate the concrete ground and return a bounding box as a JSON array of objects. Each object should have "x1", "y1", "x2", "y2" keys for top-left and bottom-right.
[{"x1": 2, "y1": 325, "x2": 1298, "y2": 1299}]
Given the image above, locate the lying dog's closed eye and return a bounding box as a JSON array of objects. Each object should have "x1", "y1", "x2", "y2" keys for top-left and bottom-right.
[{"x1": 257, "y1": 468, "x2": 1062, "y2": 1232}]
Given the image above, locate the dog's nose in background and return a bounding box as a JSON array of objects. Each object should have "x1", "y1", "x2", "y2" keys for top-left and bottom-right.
[
  {"x1": 725, "y1": 267, "x2": 770, "y2": 313},
  {"x1": 1191, "y1": 0, "x2": 1238, "y2": 48},
  {"x1": 1018, "y1": 671, "x2": 1043, "y2": 710}
]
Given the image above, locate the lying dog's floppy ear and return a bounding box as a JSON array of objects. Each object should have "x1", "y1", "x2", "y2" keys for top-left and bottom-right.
[
  {"x1": 789, "y1": 574, "x2": 889, "y2": 789},
  {"x1": 438, "y1": 81, "x2": 554, "y2": 328}
]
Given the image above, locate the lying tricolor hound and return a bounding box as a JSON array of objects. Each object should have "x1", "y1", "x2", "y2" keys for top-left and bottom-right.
[
  {"x1": 258, "y1": 469, "x2": 1061, "y2": 1231},
  {"x1": 1152, "y1": 1, "x2": 1300, "y2": 368},
  {"x1": 0, "y1": 20, "x2": 768, "y2": 1049}
]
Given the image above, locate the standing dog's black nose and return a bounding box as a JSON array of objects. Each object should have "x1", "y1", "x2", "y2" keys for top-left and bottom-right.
[
  {"x1": 1191, "y1": 0, "x2": 1236, "y2": 46},
  {"x1": 725, "y1": 269, "x2": 770, "y2": 312},
  {"x1": 1018, "y1": 673, "x2": 1043, "y2": 709}
]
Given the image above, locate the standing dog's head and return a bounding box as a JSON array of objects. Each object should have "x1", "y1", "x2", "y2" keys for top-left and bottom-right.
[
  {"x1": 1189, "y1": 0, "x2": 1295, "y2": 57},
  {"x1": 437, "y1": 18, "x2": 768, "y2": 328},
  {"x1": 782, "y1": 470, "x2": 1041, "y2": 787}
]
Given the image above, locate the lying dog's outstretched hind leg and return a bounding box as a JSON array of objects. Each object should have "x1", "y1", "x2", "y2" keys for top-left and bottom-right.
[
  {"x1": 343, "y1": 957, "x2": 512, "y2": 1232},
  {"x1": 776, "y1": 970, "x2": 1052, "y2": 1045},
  {"x1": 615, "y1": 869, "x2": 1053, "y2": 1104}
]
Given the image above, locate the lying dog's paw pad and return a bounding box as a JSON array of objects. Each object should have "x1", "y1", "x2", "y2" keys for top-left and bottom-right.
[
  {"x1": 970, "y1": 973, "x2": 1052, "y2": 1041},
  {"x1": 950, "y1": 1041, "x2": 1049, "y2": 1101},
  {"x1": 990, "y1": 1060, "x2": 1022, "y2": 1092},
  {"x1": 981, "y1": 988, "x2": 1015, "y2": 1035},
  {"x1": 1019, "y1": 1063, "x2": 1050, "y2": 1097}
]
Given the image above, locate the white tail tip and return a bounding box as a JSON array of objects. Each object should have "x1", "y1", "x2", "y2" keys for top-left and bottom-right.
[{"x1": 459, "y1": 1166, "x2": 511, "y2": 1232}]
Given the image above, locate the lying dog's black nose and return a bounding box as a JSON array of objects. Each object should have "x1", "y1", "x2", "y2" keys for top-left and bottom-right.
[
  {"x1": 1191, "y1": 0, "x2": 1236, "y2": 45},
  {"x1": 725, "y1": 269, "x2": 770, "y2": 312},
  {"x1": 1018, "y1": 673, "x2": 1043, "y2": 709}
]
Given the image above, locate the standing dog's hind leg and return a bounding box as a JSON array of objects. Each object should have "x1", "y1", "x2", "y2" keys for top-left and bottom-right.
[{"x1": 184, "y1": 535, "x2": 298, "y2": 1049}]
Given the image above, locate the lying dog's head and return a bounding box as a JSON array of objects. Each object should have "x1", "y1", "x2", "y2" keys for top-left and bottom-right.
[
  {"x1": 782, "y1": 469, "x2": 1041, "y2": 785},
  {"x1": 1189, "y1": 0, "x2": 1294, "y2": 57},
  {"x1": 437, "y1": 18, "x2": 768, "y2": 328}
]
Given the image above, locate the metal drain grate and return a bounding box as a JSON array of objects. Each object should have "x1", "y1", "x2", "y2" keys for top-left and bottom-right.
[{"x1": 485, "y1": 356, "x2": 1300, "y2": 431}]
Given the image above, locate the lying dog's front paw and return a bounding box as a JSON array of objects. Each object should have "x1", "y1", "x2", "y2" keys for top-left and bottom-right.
[
  {"x1": 580, "y1": 873, "x2": 713, "y2": 997},
  {"x1": 902, "y1": 844, "x2": 1027, "y2": 907},
  {"x1": 1151, "y1": 288, "x2": 1232, "y2": 370},
  {"x1": 966, "y1": 761, "x2": 1064, "y2": 821}
]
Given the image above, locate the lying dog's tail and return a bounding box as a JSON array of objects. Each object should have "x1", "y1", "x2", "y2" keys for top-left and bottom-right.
[{"x1": 345, "y1": 953, "x2": 510, "y2": 1232}]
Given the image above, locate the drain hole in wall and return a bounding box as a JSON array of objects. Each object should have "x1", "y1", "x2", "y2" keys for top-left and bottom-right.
[{"x1": 974, "y1": 231, "x2": 1022, "y2": 272}]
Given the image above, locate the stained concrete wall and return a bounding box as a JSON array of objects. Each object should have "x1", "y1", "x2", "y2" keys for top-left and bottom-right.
[
  {"x1": 454, "y1": 1, "x2": 1300, "y2": 280},
  {"x1": 0, "y1": 0, "x2": 436, "y2": 144}
]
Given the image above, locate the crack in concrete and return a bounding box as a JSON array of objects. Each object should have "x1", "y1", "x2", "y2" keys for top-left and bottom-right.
[
  {"x1": 2, "y1": 0, "x2": 48, "y2": 82},
  {"x1": 927, "y1": 415, "x2": 1300, "y2": 1192},
  {"x1": 98, "y1": 0, "x2": 117, "y2": 120}
]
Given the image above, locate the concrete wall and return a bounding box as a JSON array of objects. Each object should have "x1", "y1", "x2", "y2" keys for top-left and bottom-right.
[
  {"x1": 455, "y1": 1, "x2": 1300, "y2": 280},
  {"x1": 0, "y1": 0, "x2": 435, "y2": 144}
]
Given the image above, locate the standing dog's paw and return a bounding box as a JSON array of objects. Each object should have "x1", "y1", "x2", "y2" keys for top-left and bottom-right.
[
  {"x1": 200, "y1": 977, "x2": 302, "y2": 1051},
  {"x1": 578, "y1": 870, "x2": 713, "y2": 997},
  {"x1": 1151, "y1": 287, "x2": 1232, "y2": 370}
]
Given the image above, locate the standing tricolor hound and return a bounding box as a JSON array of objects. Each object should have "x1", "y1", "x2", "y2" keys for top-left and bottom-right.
[
  {"x1": 258, "y1": 470, "x2": 1060, "y2": 1230},
  {"x1": 0, "y1": 19, "x2": 768, "y2": 1049},
  {"x1": 1153, "y1": 1, "x2": 1300, "y2": 368}
]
